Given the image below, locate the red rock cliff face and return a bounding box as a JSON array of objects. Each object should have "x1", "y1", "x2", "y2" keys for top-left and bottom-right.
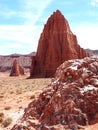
[
  {"x1": 10, "y1": 59, "x2": 24, "y2": 76},
  {"x1": 30, "y1": 10, "x2": 89, "y2": 78}
]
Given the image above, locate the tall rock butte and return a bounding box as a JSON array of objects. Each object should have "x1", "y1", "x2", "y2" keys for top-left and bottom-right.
[
  {"x1": 30, "y1": 10, "x2": 89, "y2": 78},
  {"x1": 10, "y1": 59, "x2": 24, "y2": 76}
]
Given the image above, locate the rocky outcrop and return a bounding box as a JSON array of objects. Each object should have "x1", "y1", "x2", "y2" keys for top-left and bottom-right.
[
  {"x1": 30, "y1": 10, "x2": 89, "y2": 78},
  {"x1": 11, "y1": 56, "x2": 98, "y2": 129},
  {"x1": 0, "y1": 52, "x2": 35, "y2": 73},
  {"x1": 10, "y1": 59, "x2": 24, "y2": 76}
]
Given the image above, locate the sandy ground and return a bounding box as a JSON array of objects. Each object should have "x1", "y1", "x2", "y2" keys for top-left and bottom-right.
[
  {"x1": 0, "y1": 72, "x2": 51, "y2": 130},
  {"x1": 0, "y1": 72, "x2": 98, "y2": 130}
]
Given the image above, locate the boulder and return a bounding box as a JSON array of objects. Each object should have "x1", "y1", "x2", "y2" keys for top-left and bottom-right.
[{"x1": 11, "y1": 56, "x2": 98, "y2": 130}]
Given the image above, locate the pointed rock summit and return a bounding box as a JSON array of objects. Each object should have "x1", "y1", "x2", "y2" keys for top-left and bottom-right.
[
  {"x1": 30, "y1": 10, "x2": 89, "y2": 78},
  {"x1": 10, "y1": 59, "x2": 24, "y2": 76}
]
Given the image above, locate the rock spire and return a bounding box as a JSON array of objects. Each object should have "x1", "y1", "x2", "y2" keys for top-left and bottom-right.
[
  {"x1": 10, "y1": 59, "x2": 24, "y2": 76},
  {"x1": 30, "y1": 10, "x2": 89, "y2": 78}
]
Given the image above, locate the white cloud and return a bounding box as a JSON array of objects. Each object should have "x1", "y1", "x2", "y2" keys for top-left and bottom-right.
[
  {"x1": 0, "y1": 0, "x2": 53, "y2": 55},
  {"x1": 18, "y1": 0, "x2": 53, "y2": 25},
  {"x1": 72, "y1": 24, "x2": 98, "y2": 50},
  {"x1": 90, "y1": 0, "x2": 98, "y2": 7},
  {"x1": 0, "y1": 0, "x2": 53, "y2": 23},
  {"x1": 0, "y1": 25, "x2": 43, "y2": 55}
]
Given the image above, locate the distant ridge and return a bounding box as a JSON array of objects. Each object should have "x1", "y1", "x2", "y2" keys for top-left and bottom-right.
[
  {"x1": 86, "y1": 49, "x2": 98, "y2": 55},
  {"x1": 0, "y1": 52, "x2": 36, "y2": 72},
  {"x1": 0, "y1": 49, "x2": 96, "y2": 73}
]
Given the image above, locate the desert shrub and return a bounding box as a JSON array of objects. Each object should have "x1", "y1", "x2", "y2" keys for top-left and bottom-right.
[
  {"x1": 2, "y1": 117, "x2": 12, "y2": 127},
  {"x1": 4, "y1": 106, "x2": 11, "y2": 110},
  {"x1": 16, "y1": 89, "x2": 22, "y2": 95},
  {"x1": 30, "y1": 95, "x2": 35, "y2": 99},
  {"x1": 10, "y1": 91, "x2": 14, "y2": 94},
  {"x1": 0, "y1": 95, "x2": 4, "y2": 98},
  {"x1": 0, "y1": 113, "x2": 4, "y2": 123}
]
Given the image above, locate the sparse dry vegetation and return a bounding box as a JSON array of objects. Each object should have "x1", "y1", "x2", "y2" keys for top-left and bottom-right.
[
  {"x1": 30, "y1": 95, "x2": 35, "y2": 99},
  {"x1": 0, "y1": 96, "x2": 4, "y2": 98},
  {"x1": 1, "y1": 72, "x2": 97, "y2": 130},
  {"x1": 0, "y1": 112, "x2": 12, "y2": 128},
  {"x1": 0, "y1": 72, "x2": 51, "y2": 130},
  {"x1": 2, "y1": 117, "x2": 12, "y2": 127},
  {"x1": 0, "y1": 113, "x2": 4, "y2": 123},
  {"x1": 0, "y1": 73, "x2": 51, "y2": 99},
  {"x1": 4, "y1": 106, "x2": 11, "y2": 110}
]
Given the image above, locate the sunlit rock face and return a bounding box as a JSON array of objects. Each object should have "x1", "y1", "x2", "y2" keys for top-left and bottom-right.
[
  {"x1": 12, "y1": 56, "x2": 98, "y2": 130},
  {"x1": 30, "y1": 10, "x2": 89, "y2": 78},
  {"x1": 10, "y1": 59, "x2": 24, "y2": 76}
]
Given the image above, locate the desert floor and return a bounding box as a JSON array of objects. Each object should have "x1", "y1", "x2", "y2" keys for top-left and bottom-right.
[
  {"x1": 0, "y1": 72, "x2": 51, "y2": 130},
  {"x1": 0, "y1": 72, "x2": 98, "y2": 130}
]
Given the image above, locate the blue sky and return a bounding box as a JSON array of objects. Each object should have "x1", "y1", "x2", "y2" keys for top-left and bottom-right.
[{"x1": 0, "y1": 0, "x2": 98, "y2": 55}]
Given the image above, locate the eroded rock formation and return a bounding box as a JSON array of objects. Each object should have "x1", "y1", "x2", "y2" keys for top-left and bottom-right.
[
  {"x1": 12, "y1": 56, "x2": 98, "y2": 130},
  {"x1": 30, "y1": 10, "x2": 89, "y2": 78},
  {"x1": 0, "y1": 53, "x2": 35, "y2": 72},
  {"x1": 10, "y1": 59, "x2": 24, "y2": 76}
]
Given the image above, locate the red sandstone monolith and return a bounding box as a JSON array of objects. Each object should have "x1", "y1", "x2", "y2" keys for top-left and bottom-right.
[
  {"x1": 30, "y1": 10, "x2": 89, "y2": 78},
  {"x1": 10, "y1": 59, "x2": 24, "y2": 76}
]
